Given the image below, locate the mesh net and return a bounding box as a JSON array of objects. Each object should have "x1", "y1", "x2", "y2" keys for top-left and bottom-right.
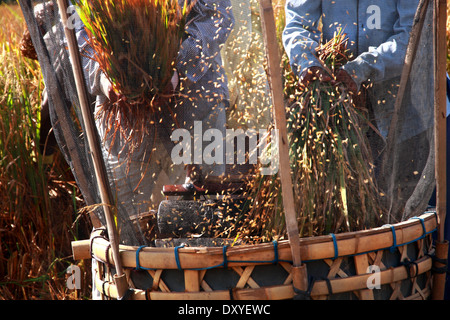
[
  {"x1": 370, "y1": 1, "x2": 436, "y2": 223},
  {"x1": 19, "y1": 0, "x2": 437, "y2": 246}
]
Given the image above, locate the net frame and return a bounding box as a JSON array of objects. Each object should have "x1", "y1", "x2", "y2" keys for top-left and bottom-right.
[{"x1": 17, "y1": 0, "x2": 445, "y2": 250}]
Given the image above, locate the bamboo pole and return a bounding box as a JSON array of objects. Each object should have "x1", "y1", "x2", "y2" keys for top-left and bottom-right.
[
  {"x1": 258, "y1": 0, "x2": 308, "y2": 297},
  {"x1": 54, "y1": 0, "x2": 128, "y2": 299},
  {"x1": 432, "y1": 0, "x2": 449, "y2": 301},
  {"x1": 71, "y1": 239, "x2": 91, "y2": 260},
  {"x1": 433, "y1": 0, "x2": 448, "y2": 249}
]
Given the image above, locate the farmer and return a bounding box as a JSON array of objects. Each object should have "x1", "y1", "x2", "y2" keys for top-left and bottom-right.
[
  {"x1": 282, "y1": 0, "x2": 435, "y2": 221},
  {"x1": 80, "y1": 0, "x2": 234, "y2": 221},
  {"x1": 283, "y1": 0, "x2": 420, "y2": 136},
  {"x1": 76, "y1": 0, "x2": 234, "y2": 299}
]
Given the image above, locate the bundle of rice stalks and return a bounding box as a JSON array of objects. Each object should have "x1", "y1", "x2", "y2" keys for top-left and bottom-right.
[
  {"x1": 77, "y1": 0, "x2": 193, "y2": 146},
  {"x1": 234, "y1": 31, "x2": 385, "y2": 243}
]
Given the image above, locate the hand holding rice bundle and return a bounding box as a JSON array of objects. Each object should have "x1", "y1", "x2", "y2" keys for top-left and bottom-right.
[
  {"x1": 235, "y1": 30, "x2": 385, "y2": 243},
  {"x1": 77, "y1": 0, "x2": 194, "y2": 145},
  {"x1": 289, "y1": 30, "x2": 384, "y2": 235}
]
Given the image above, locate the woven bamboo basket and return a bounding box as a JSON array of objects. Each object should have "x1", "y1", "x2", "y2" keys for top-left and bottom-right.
[
  {"x1": 72, "y1": 210, "x2": 440, "y2": 300},
  {"x1": 63, "y1": 0, "x2": 447, "y2": 301}
]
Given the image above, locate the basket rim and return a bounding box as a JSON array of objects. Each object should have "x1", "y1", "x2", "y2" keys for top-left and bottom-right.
[{"x1": 82, "y1": 211, "x2": 438, "y2": 270}]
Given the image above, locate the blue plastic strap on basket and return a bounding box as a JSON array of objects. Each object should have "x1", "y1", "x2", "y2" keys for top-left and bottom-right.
[
  {"x1": 272, "y1": 240, "x2": 279, "y2": 264},
  {"x1": 383, "y1": 224, "x2": 398, "y2": 253},
  {"x1": 174, "y1": 244, "x2": 185, "y2": 270},
  {"x1": 222, "y1": 245, "x2": 229, "y2": 268},
  {"x1": 409, "y1": 216, "x2": 427, "y2": 235},
  {"x1": 329, "y1": 233, "x2": 338, "y2": 260},
  {"x1": 135, "y1": 245, "x2": 146, "y2": 271}
]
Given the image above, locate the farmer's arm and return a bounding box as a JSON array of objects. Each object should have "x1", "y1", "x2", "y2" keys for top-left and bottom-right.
[
  {"x1": 72, "y1": 25, "x2": 103, "y2": 98},
  {"x1": 341, "y1": 0, "x2": 419, "y2": 88},
  {"x1": 282, "y1": 0, "x2": 323, "y2": 79},
  {"x1": 74, "y1": 25, "x2": 113, "y2": 104},
  {"x1": 176, "y1": 0, "x2": 234, "y2": 83}
]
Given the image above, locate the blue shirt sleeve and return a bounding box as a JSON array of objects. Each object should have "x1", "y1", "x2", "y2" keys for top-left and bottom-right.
[
  {"x1": 282, "y1": 0, "x2": 323, "y2": 78},
  {"x1": 177, "y1": 0, "x2": 234, "y2": 83},
  {"x1": 282, "y1": 0, "x2": 418, "y2": 89},
  {"x1": 342, "y1": 0, "x2": 418, "y2": 88}
]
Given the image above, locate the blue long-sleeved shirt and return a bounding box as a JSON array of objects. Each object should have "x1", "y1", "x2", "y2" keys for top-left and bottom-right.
[
  {"x1": 282, "y1": 0, "x2": 435, "y2": 141},
  {"x1": 175, "y1": 0, "x2": 234, "y2": 131},
  {"x1": 177, "y1": 0, "x2": 234, "y2": 103}
]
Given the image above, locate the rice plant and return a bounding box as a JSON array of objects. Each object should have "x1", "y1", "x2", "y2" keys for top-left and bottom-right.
[
  {"x1": 77, "y1": 0, "x2": 194, "y2": 148},
  {"x1": 0, "y1": 4, "x2": 90, "y2": 299},
  {"x1": 234, "y1": 31, "x2": 384, "y2": 243}
]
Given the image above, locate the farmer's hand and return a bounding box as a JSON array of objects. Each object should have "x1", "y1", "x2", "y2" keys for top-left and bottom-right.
[
  {"x1": 100, "y1": 73, "x2": 126, "y2": 105},
  {"x1": 299, "y1": 66, "x2": 332, "y2": 87},
  {"x1": 100, "y1": 73, "x2": 114, "y2": 101},
  {"x1": 332, "y1": 69, "x2": 358, "y2": 95}
]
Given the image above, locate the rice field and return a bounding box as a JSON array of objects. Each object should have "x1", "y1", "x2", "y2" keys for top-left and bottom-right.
[{"x1": 0, "y1": 3, "x2": 91, "y2": 300}]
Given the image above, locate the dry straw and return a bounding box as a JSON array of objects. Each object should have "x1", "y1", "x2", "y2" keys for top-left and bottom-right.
[
  {"x1": 0, "y1": 3, "x2": 91, "y2": 299},
  {"x1": 234, "y1": 30, "x2": 385, "y2": 243}
]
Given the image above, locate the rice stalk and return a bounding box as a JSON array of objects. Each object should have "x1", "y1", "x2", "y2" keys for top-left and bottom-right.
[
  {"x1": 234, "y1": 30, "x2": 384, "y2": 243},
  {"x1": 0, "y1": 4, "x2": 91, "y2": 299},
  {"x1": 77, "y1": 0, "x2": 194, "y2": 150}
]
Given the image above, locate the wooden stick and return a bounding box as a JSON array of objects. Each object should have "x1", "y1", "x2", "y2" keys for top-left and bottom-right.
[
  {"x1": 431, "y1": 0, "x2": 448, "y2": 301},
  {"x1": 433, "y1": 0, "x2": 448, "y2": 245},
  {"x1": 54, "y1": 0, "x2": 127, "y2": 299},
  {"x1": 432, "y1": 240, "x2": 449, "y2": 300},
  {"x1": 258, "y1": 0, "x2": 308, "y2": 295}
]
